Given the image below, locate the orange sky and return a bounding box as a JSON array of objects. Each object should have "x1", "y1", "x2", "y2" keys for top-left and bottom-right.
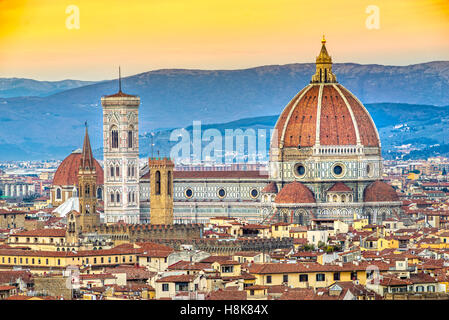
[{"x1": 0, "y1": 0, "x2": 448, "y2": 80}]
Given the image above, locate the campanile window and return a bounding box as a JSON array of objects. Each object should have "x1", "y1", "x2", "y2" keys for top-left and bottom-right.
[
  {"x1": 111, "y1": 127, "x2": 119, "y2": 149},
  {"x1": 128, "y1": 130, "x2": 133, "y2": 148}
]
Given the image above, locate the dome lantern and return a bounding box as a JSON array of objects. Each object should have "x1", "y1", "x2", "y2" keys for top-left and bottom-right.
[{"x1": 311, "y1": 35, "x2": 337, "y2": 84}]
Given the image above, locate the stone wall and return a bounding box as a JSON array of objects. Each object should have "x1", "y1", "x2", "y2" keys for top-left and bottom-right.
[
  {"x1": 93, "y1": 223, "x2": 203, "y2": 242},
  {"x1": 144, "y1": 237, "x2": 293, "y2": 255},
  {"x1": 34, "y1": 276, "x2": 72, "y2": 300}
]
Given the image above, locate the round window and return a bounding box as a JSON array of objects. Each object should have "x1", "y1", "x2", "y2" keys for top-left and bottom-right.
[
  {"x1": 367, "y1": 164, "x2": 373, "y2": 177},
  {"x1": 218, "y1": 188, "x2": 226, "y2": 198},
  {"x1": 331, "y1": 163, "x2": 345, "y2": 177},
  {"x1": 333, "y1": 165, "x2": 343, "y2": 175},
  {"x1": 250, "y1": 189, "x2": 259, "y2": 199},
  {"x1": 294, "y1": 163, "x2": 306, "y2": 178},
  {"x1": 185, "y1": 188, "x2": 193, "y2": 199}
]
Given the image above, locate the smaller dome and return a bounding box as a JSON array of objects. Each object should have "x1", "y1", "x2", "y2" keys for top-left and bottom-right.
[
  {"x1": 53, "y1": 151, "x2": 104, "y2": 186},
  {"x1": 275, "y1": 182, "x2": 315, "y2": 204},
  {"x1": 327, "y1": 182, "x2": 352, "y2": 192},
  {"x1": 261, "y1": 182, "x2": 278, "y2": 194},
  {"x1": 364, "y1": 181, "x2": 399, "y2": 202}
]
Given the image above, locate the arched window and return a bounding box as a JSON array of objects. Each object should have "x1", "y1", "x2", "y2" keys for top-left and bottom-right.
[
  {"x1": 128, "y1": 192, "x2": 131, "y2": 203},
  {"x1": 167, "y1": 171, "x2": 171, "y2": 196},
  {"x1": 116, "y1": 192, "x2": 120, "y2": 203},
  {"x1": 97, "y1": 187, "x2": 102, "y2": 200},
  {"x1": 155, "y1": 170, "x2": 161, "y2": 195},
  {"x1": 128, "y1": 128, "x2": 133, "y2": 148},
  {"x1": 110, "y1": 166, "x2": 114, "y2": 177},
  {"x1": 132, "y1": 166, "x2": 135, "y2": 177},
  {"x1": 132, "y1": 192, "x2": 135, "y2": 202},
  {"x1": 110, "y1": 193, "x2": 115, "y2": 203},
  {"x1": 116, "y1": 166, "x2": 120, "y2": 177},
  {"x1": 110, "y1": 126, "x2": 119, "y2": 149},
  {"x1": 56, "y1": 188, "x2": 61, "y2": 200},
  {"x1": 296, "y1": 212, "x2": 304, "y2": 225},
  {"x1": 85, "y1": 184, "x2": 90, "y2": 196},
  {"x1": 127, "y1": 166, "x2": 130, "y2": 177}
]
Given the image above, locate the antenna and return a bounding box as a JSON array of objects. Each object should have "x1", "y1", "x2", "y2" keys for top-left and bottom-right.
[{"x1": 119, "y1": 66, "x2": 122, "y2": 92}]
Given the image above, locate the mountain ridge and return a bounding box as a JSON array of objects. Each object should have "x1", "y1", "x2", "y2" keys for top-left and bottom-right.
[{"x1": 1, "y1": 61, "x2": 449, "y2": 160}]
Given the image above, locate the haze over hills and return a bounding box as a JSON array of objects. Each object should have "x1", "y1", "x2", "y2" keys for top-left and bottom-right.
[
  {"x1": 0, "y1": 78, "x2": 97, "y2": 98},
  {"x1": 0, "y1": 61, "x2": 449, "y2": 161}
]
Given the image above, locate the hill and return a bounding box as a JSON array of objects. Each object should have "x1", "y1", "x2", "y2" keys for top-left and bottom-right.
[
  {"x1": 1, "y1": 61, "x2": 448, "y2": 160},
  {"x1": 0, "y1": 78, "x2": 96, "y2": 98}
]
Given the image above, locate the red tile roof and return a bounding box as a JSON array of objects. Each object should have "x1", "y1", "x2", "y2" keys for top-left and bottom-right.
[
  {"x1": 0, "y1": 285, "x2": 16, "y2": 291},
  {"x1": 0, "y1": 270, "x2": 33, "y2": 284},
  {"x1": 52, "y1": 151, "x2": 103, "y2": 186},
  {"x1": 103, "y1": 90, "x2": 137, "y2": 98},
  {"x1": 275, "y1": 182, "x2": 315, "y2": 204},
  {"x1": 261, "y1": 182, "x2": 278, "y2": 194},
  {"x1": 200, "y1": 255, "x2": 233, "y2": 263},
  {"x1": 11, "y1": 228, "x2": 66, "y2": 237},
  {"x1": 168, "y1": 261, "x2": 213, "y2": 271},
  {"x1": 364, "y1": 181, "x2": 400, "y2": 202},
  {"x1": 79, "y1": 273, "x2": 117, "y2": 280},
  {"x1": 104, "y1": 265, "x2": 155, "y2": 280},
  {"x1": 137, "y1": 249, "x2": 172, "y2": 258},
  {"x1": 327, "y1": 182, "x2": 352, "y2": 192},
  {"x1": 279, "y1": 287, "x2": 337, "y2": 300},
  {"x1": 206, "y1": 289, "x2": 247, "y2": 300},
  {"x1": 233, "y1": 251, "x2": 262, "y2": 257}
]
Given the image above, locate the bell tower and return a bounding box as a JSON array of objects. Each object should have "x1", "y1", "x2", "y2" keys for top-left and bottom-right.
[
  {"x1": 77, "y1": 123, "x2": 100, "y2": 232},
  {"x1": 149, "y1": 157, "x2": 174, "y2": 225},
  {"x1": 101, "y1": 69, "x2": 141, "y2": 224}
]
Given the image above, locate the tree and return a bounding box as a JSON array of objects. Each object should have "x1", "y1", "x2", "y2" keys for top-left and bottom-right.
[{"x1": 302, "y1": 244, "x2": 315, "y2": 251}]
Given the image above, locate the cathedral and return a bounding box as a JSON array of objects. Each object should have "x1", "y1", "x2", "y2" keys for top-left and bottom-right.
[
  {"x1": 262, "y1": 37, "x2": 402, "y2": 225},
  {"x1": 51, "y1": 37, "x2": 402, "y2": 228}
]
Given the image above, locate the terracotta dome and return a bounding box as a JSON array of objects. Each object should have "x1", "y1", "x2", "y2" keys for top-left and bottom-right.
[
  {"x1": 261, "y1": 182, "x2": 278, "y2": 194},
  {"x1": 273, "y1": 84, "x2": 380, "y2": 149},
  {"x1": 275, "y1": 181, "x2": 315, "y2": 204},
  {"x1": 272, "y1": 37, "x2": 379, "y2": 150},
  {"x1": 53, "y1": 150, "x2": 104, "y2": 186},
  {"x1": 327, "y1": 182, "x2": 352, "y2": 192},
  {"x1": 363, "y1": 181, "x2": 399, "y2": 202}
]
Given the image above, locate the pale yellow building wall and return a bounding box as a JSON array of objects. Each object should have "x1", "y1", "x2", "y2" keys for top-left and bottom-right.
[{"x1": 253, "y1": 270, "x2": 368, "y2": 288}]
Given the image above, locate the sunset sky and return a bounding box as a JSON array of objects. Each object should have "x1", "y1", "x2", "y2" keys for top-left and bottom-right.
[{"x1": 0, "y1": 0, "x2": 448, "y2": 81}]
